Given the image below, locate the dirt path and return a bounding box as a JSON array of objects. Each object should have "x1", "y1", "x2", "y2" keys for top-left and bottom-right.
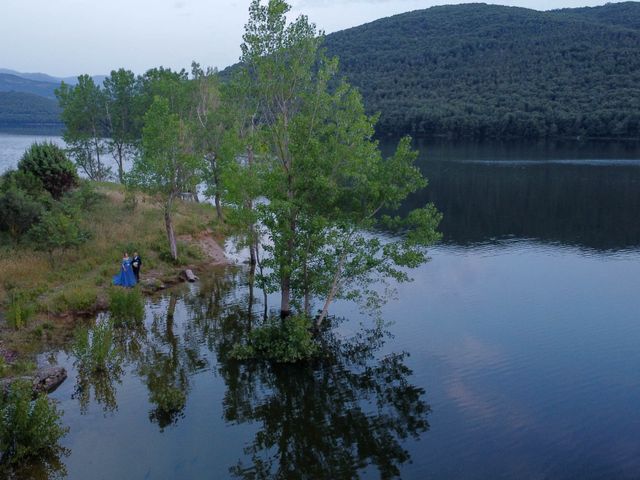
[{"x1": 178, "y1": 229, "x2": 230, "y2": 266}]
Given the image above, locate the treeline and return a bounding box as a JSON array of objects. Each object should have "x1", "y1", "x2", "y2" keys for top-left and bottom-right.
[
  {"x1": 320, "y1": 2, "x2": 640, "y2": 139},
  {"x1": 55, "y1": 0, "x2": 441, "y2": 332},
  {"x1": 0, "y1": 92, "x2": 61, "y2": 127}
]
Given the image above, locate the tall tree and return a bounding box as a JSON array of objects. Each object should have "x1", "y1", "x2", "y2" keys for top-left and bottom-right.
[
  {"x1": 103, "y1": 68, "x2": 138, "y2": 183},
  {"x1": 56, "y1": 75, "x2": 109, "y2": 180},
  {"x1": 190, "y1": 62, "x2": 239, "y2": 221},
  {"x1": 240, "y1": 0, "x2": 441, "y2": 321},
  {"x1": 129, "y1": 96, "x2": 202, "y2": 261}
]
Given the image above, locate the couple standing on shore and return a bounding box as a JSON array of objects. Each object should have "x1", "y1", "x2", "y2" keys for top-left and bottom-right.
[{"x1": 113, "y1": 252, "x2": 142, "y2": 288}]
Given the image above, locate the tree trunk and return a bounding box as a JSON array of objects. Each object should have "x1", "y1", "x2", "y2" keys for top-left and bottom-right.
[
  {"x1": 165, "y1": 193, "x2": 178, "y2": 261},
  {"x1": 211, "y1": 156, "x2": 224, "y2": 222},
  {"x1": 315, "y1": 250, "x2": 348, "y2": 328},
  {"x1": 247, "y1": 144, "x2": 257, "y2": 267},
  {"x1": 214, "y1": 191, "x2": 224, "y2": 222},
  {"x1": 116, "y1": 143, "x2": 124, "y2": 184},
  {"x1": 280, "y1": 276, "x2": 291, "y2": 319}
]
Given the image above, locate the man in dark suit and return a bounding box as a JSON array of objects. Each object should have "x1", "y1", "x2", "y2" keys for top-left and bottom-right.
[{"x1": 132, "y1": 252, "x2": 142, "y2": 282}]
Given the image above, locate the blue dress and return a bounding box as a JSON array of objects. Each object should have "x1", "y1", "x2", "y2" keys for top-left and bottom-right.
[{"x1": 113, "y1": 258, "x2": 137, "y2": 287}]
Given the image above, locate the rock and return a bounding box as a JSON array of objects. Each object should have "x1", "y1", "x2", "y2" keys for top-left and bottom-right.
[
  {"x1": 141, "y1": 277, "x2": 166, "y2": 293},
  {"x1": 181, "y1": 269, "x2": 199, "y2": 282},
  {"x1": 33, "y1": 366, "x2": 67, "y2": 394},
  {"x1": 0, "y1": 366, "x2": 67, "y2": 398}
]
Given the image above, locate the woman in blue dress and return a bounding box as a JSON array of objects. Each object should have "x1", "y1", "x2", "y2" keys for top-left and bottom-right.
[{"x1": 113, "y1": 252, "x2": 137, "y2": 287}]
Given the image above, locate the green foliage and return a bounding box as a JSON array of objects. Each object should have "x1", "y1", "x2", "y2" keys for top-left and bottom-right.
[
  {"x1": 4, "y1": 290, "x2": 36, "y2": 330},
  {"x1": 17, "y1": 142, "x2": 78, "y2": 199},
  {"x1": 65, "y1": 180, "x2": 103, "y2": 211},
  {"x1": 49, "y1": 285, "x2": 98, "y2": 314},
  {"x1": 103, "y1": 68, "x2": 139, "y2": 182},
  {"x1": 56, "y1": 75, "x2": 110, "y2": 181},
  {"x1": 0, "y1": 186, "x2": 44, "y2": 241},
  {"x1": 231, "y1": 316, "x2": 319, "y2": 363},
  {"x1": 108, "y1": 287, "x2": 144, "y2": 326},
  {"x1": 72, "y1": 321, "x2": 120, "y2": 374},
  {"x1": 316, "y1": 3, "x2": 640, "y2": 139},
  {"x1": 28, "y1": 202, "x2": 90, "y2": 255},
  {"x1": 0, "y1": 380, "x2": 68, "y2": 465},
  {"x1": 236, "y1": 0, "x2": 441, "y2": 320},
  {"x1": 0, "y1": 91, "x2": 61, "y2": 128}
]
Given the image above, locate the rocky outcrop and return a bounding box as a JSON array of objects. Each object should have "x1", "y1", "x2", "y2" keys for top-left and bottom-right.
[
  {"x1": 33, "y1": 366, "x2": 67, "y2": 394},
  {"x1": 0, "y1": 366, "x2": 67, "y2": 397}
]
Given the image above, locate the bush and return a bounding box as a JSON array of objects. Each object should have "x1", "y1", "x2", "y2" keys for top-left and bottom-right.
[
  {"x1": 108, "y1": 288, "x2": 144, "y2": 326},
  {"x1": 65, "y1": 181, "x2": 103, "y2": 211},
  {"x1": 231, "y1": 315, "x2": 319, "y2": 363},
  {"x1": 18, "y1": 142, "x2": 78, "y2": 200},
  {"x1": 28, "y1": 204, "x2": 90, "y2": 256},
  {"x1": 4, "y1": 290, "x2": 36, "y2": 330},
  {"x1": 49, "y1": 285, "x2": 98, "y2": 314},
  {"x1": 72, "y1": 321, "x2": 120, "y2": 374},
  {"x1": 0, "y1": 187, "x2": 44, "y2": 240},
  {"x1": 0, "y1": 380, "x2": 68, "y2": 465}
]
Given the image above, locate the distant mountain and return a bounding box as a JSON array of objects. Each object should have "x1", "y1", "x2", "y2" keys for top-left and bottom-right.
[
  {"x1": 0, "y1": 91, "x2": 62, "y2": 127},
  {"x1": 316, "y1": 2, "x2": 640, "y2": 138},
  {"x1": 0, "y1": 73, "x2": 60, "y2": 99},
  {"x1": 554, "y1": 1, "x2": 640, "y2": 30},
  {"x1": 0, "y1": 69, "x2": 106, "y2": 87},
  {"x1": 0, "y1": 70, "x2": 104, "y2": 130}
]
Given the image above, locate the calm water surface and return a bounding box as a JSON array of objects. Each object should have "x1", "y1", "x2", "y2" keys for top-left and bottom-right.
[{"x1": 2, "y1": 133, "x2": 640, "y2": 479}]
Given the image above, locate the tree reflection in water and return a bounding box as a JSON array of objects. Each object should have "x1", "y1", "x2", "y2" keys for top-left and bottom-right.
[
  {"x1": 63, "y1": 268, "x2": 430, "y2": 478},
  {"x1": 186, "y1": 270, "x2": 432, "y2": 479},
  {"x1": 138, "y1": 292, "x2": 207, "y2": 430}
]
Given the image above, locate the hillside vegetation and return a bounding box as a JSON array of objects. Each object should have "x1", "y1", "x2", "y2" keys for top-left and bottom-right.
[
  {"x1": 322, "y1": 2, "x2": 640, "y2": 138},
  {"x1": 0, "y1": 92, "x2": 61, "y2": 127}
]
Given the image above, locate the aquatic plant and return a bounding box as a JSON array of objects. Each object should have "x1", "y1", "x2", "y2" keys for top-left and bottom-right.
[
  {"x1": 231, "y1": 315, "x2": 319, "y2": 363},
  {"x1": 72, "y1": 320, "x2": 120, "y2": 374},
  {"x1": 108, "y1": 287, "x2": 144, "y2": 326}
]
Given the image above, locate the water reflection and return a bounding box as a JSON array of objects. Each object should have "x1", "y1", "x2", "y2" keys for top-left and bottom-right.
[
  {"x1": 384, "y1": 138, "x2": 640, "y2": 251},
  {"x1": 45, "y1": 268, "x2": 430, "y2": 479},
  {"x1": 223, "y1": 339, "x2": 430, "y2": 480},
  {"x1": 185, "y1": 273, "x2": 431, "y2": 479}
]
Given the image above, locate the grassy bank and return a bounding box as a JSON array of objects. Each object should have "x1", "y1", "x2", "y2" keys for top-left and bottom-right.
[{"x1": 0, "y1": 181, "x2": 224, "y2": 366}]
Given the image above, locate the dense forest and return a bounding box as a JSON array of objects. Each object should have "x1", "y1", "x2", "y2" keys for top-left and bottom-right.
[
  {"x1": 4, "y1": 2, "x2": 640, "y2": 138},
  {"x1": 321, "y1": 2, "x2": 640, "y2": 138},
  {"x1": 0, "y1": 92, "x2": 61, "y2": 127}
]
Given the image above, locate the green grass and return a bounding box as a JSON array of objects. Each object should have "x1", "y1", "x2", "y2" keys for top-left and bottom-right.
[{"x1": 0, "y1": 181, "x2": 221, "y2": 315}]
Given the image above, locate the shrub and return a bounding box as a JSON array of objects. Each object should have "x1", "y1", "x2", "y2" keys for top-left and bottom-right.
[
  {"x1": 0, "y1": 187, "x2": 44, "y2": 240},
  {"x1": 4, "y1": 290, "x2": 36, "y2": 330},
  {"x1": 65, "y1": 181, "x2": 103, "y2": 211},
  {"x1": 72, "y1": 321, "x2": 120, "y2": 374},
  {"x1": 17, "y1": 142, "x2": 78, "y2": 200},
  {"x1": 49, "y1": 285, "x2": 98, "y2": 314},
  {"x1": 0, "y1": 380, "x2": 68, "y2": 465},
  {"x1": 108, "y1": 288, "x2": 144, "y2": 326},
  {"x1": 28, "y1": 205, "x2": 90, "y2": 256},
  {"x1": 231, "y1": 315, "x2": 319, "y2": 363}
]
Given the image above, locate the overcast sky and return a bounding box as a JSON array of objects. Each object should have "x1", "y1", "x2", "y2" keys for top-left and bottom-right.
[{"x1": 0, "y1": 0, "x2": 630, "y2": 77}]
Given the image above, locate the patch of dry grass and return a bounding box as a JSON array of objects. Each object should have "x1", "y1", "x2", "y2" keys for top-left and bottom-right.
[{"x1": 0, "y1": 182, "x2": 221, "y2": 313}]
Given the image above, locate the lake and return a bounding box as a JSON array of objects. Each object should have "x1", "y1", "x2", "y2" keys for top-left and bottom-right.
[{"x1": 2, "y1": 132, "x2": 640, "y2": 479}]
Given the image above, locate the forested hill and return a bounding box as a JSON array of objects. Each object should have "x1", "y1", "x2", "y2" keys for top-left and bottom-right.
[
  {"x1": 321, "y1": 2, "x2": 640, "y2": 138},
  {"x1": 0, "y1": 92, "x2": 61, "y2": 128}
]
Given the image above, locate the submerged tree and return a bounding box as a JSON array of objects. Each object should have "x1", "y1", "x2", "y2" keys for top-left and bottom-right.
[
  {"x1": 239, "y1": 0, "x2": 441, "y2": 321},
  {"x1": 221, "y1": 327, "x2": 430, "y2": 479}
]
